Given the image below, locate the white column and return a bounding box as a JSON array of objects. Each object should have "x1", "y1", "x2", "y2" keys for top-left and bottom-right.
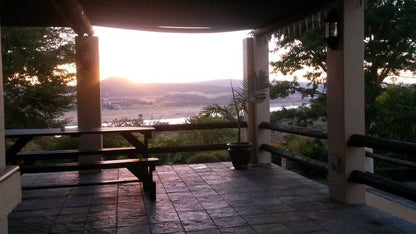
[
  {"x1": 76, "y1": 36, "x2": 102, "y2": 162},
  {"x1": 327, "y1": 0, "x2": 365, "y2": 203},
  {"x1": 0, "y1": 25, "x2": 22, "y2": 234},
  {"x1": 243, "y1": 36, "x2": 271, "y2": 165}
]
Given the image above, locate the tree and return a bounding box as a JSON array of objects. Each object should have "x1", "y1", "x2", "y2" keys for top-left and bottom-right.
[
  {"x1": 2, "y1": 27, "x2": 76, "y2": 128},
  {"x1": 270, "y1": 94, "x2": 327, "y2": 127},
  {"x1": 270, "y1": 0, "x2": 416, "y2": 131},
  {"x1": 270, "y1": 24, "x2": 327, "y2": 126},
  {"x1": 370, "y1": 85, "x2": 416, "y2": 141}
]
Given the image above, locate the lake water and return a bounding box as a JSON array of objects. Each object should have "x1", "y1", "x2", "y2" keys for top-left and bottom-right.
[
  {"x1": 62, "y1": 103, "x2": 304, "y2": 126},
  {"x1": 151, "y1": 105, "x2": 301, "y2": 124}
]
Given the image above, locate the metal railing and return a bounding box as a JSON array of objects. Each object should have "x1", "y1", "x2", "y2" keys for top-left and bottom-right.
[
  {"x1": 0, "y1": 166, "x2": 19, "y2": 183},
  {"x1": 259, "y1": 122, "x2": 328, "y2": 140},
  {"x1": 348, "y1": 134, "x2": 416, "y2": 179},
  {"x1": 259, "y1": 144, "x2": 328, "y2": 172},
  {"x1": 259, "y1": 122, "x2": 415, "y2": 170},
  {"x1": 347, "y1": 134, "x2": 416, "y2": 200},
  {"x1": 259, "y1": 121, "x2": 328, "y2": 172},
  {"x1": 148, "y1": 122, "x2": 247, "y2": 154},
  {"x1": 7, "y1": 122, "x2": 247, "y2": 162},
  {"x1": 259, "y1": 122, "x2": 416, "y2": 202},
  {"x1": 365, "y1": 151, "x2": 416, "y2": 169},
  {"x1": 152, "y1": 122, "x2": 247, "y2": 132},
  {"x1": 349, "y1": 134, "x2": 416, "y2": 155},
  {"x1": 349, "y1": 170, "x2": 416, "y2": 202}
]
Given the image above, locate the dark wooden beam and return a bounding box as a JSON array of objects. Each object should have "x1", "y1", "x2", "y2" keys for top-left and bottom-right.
[
  {"x1": 260, "y1": 143, "x2": 328, "y2": 172},
  {"x1": 152, "y1": 122, "x2": 247, "y2": 132},
  {"x1": 349, "y1": 170, "x2": 416, "y2": 202},
  {"x1": 259, "y1": 122, "x2": 328, "y2": 139},
  {"x1": 50, "y1": 0, "x2": 94, "y2": 35},
  {"x1": 348, "y1": 134, "x2": 416, "y2": 155},
  {"x1": 22, "y1": 179, "x2": 141, "y2": 190},
  {"x1": 366, "y1": 151, "x2": 416, "y2": 169},
  {"x1": 148, "y1": 144, "x2": 228, "y2": 154}
]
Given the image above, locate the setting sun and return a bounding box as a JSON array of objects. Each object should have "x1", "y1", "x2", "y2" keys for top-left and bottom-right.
[{"x1": 94, "y1": 27, "x2": 250, "y2": 83}]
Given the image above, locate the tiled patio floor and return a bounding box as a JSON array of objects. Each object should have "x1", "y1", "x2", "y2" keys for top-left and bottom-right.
[{"x1": 8, "y1": 162, "x2": 416, "y2": 233}]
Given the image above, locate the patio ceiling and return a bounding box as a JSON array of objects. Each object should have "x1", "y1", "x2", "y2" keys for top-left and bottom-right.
[{"x1": 1, "y1": 0, "x2": 335, "y2": 34}]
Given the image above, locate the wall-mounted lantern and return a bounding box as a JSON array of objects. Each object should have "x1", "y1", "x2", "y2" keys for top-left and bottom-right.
[{"x1": 324, "y1": 9, "x2": 340, "y2": 50}]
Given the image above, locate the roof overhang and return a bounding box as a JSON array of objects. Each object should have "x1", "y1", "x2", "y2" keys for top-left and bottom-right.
[{"x1": 1, "y1": 0, "x2": 335, "y2": 34}]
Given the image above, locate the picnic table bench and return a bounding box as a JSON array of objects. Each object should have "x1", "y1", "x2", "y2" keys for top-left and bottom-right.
[{"x1": 5, "y1": 127, "x2": 158, "y2": 200}]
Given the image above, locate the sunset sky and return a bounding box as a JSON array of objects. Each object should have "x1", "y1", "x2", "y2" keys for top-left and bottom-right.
[{"x1": 94, "y1": 27, "x2": 251, "y2": 83}]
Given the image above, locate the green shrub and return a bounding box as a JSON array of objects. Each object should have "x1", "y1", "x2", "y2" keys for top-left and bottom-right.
[
  {"x1": 186, "y1": 153, "x2": 219, "y2": 164},
  {"x1": 275, "y1": 135, "x2": 327, "y2": 178},
  {"x1": 212, "y1": 151, "x2": 230, "y2": 161},
  {"x1": 186, "y1": 151, "x2": 229, "y2": 164},
  {"x1": 33, "y1": 135, "x2": 78, "y2": 150}
]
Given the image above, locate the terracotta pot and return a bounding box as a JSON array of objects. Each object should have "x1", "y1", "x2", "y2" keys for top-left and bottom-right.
[{"x1": 227, "y1": 142, "x2": 252, "y2": 170}]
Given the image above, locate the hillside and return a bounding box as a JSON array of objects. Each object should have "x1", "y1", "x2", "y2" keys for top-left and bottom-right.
[
  {"x1": 100, "y1": 77, "x2": 239, "y2": 98},
  {"x1": 100, "y1": 77, "x2": 309, "y2": 110},
  {"x1": 62, "y1": 77, "x2": 310, "y2": 125}
]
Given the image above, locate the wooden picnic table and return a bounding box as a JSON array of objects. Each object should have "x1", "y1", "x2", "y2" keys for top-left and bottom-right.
[
  {"x1": 5, "y1": 127, "x2": 154, "y2": 159},
  {"x1": 5, "y1": 127, "x2": 158, "y2": 200}
]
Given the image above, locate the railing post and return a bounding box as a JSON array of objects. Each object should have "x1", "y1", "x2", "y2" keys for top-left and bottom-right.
[
  {"x1": 281, "y1": 158, "x2": 287, "y2": 169},
  {"x1": 243, "y1": 36, "x2": 271, "y2": 165},
  {"x1": 365, "y1": 148, "x2": 374, "y2": 173},
  {"x1": 327, "y1": 0, "x2": 365, "y2": 203}
]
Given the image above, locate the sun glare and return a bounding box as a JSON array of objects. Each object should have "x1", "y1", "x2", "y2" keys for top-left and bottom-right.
[{"x1": 94, "y1": 27, "x2": 250, "y2": 83}]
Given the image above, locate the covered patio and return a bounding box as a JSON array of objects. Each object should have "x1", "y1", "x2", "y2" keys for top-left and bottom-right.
[
  {"x1": 1, "y1": 0, "x2": 416, "y2": 233},
  {"x1": 9, "y1": 163, "x2": 415, "y2": 233}
]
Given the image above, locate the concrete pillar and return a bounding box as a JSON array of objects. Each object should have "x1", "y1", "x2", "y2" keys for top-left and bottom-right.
[
  {"x1": 0, "y1": 28, "x2": 5, "y2": 169},
  {"x1": 243, "y1": 36, "x2": 271, "y2": 165},
  {"x1": 327, "y1": 0, "x2": 365, "y2": 203},
  {"x1": 76, "y1": 36, "x2": 102, "y2": 162},
  {"x1": 0, "y1": 25, "x2": 22, "y2": 234}
]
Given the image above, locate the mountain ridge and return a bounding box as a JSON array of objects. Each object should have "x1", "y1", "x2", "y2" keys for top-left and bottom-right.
[{"x1": 101, "y1": 77, "x2": 241, "y2": 98}]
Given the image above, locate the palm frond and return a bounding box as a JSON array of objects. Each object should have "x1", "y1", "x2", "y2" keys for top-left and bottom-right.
[{"x1": 201, "y1": 104, "x2": 236, "y2": 122}]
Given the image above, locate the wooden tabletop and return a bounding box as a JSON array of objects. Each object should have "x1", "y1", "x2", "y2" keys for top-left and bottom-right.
[{"x1": 5, "y1": 127, "x2": 155, "y2": 137}]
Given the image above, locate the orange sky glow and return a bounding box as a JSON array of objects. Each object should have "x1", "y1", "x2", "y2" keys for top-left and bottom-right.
[{"x1": 94, "y1": 27, "x2": 251, "y2": 83}]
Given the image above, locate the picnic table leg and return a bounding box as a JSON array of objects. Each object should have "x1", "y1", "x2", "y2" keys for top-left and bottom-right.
[
  {"x1": 148, "y1": 180, "x2": 156, "y2": 201},
  {"x1": 143, "y1": 132, "x2": 151, "y2": 158},
  {"x1": 127, "y1": 163, "x2": 156, "y2": 201},
  {"x1": 120, "y1": 132, "x2": 145, "y2": 157},
  {"x1": 6, "y1": 136, "x2": 33, "y2": 164},
  {"x1": 143, "y1": 164, "x2": 156, "y2": 200}
]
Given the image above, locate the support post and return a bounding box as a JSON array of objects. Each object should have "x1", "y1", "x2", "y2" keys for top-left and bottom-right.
[
  {"x1": 0, "y1": 25, "x2": 22, "y2": 234},
  {"x1": 76, "y1": 36, "x2": 102, "y2": 162},
  {"x1": 327, "y1": 0, "x2": 365, "y2": 203},
  {"x1": 0, "y1": 27, "x2": 6, "y2": 171},
  {"x1": 243, "y1": 36, "x2": 271, "y2": 165}
]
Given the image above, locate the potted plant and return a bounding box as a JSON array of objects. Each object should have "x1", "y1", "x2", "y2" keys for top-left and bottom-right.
[
  {"x1": 227, "y1": 72, "x2": 269, "y2": 170},
  {"x1": 227, "y1": 79, "x2": 252, "y2": 169},
  {"x1": 201, "y1": 72, "x2": 268, "y2": 169}
]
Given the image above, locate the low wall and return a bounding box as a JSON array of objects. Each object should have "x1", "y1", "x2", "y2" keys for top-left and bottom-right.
[
  {"x1": 366, "y1": 188, "x2": 416, "y2": 224},
  {"x1": 0, "y1": 166, "x2": 21, "y2": 234}
]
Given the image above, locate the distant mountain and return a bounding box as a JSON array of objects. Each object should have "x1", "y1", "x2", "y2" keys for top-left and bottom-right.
[
  {"x1": 100, "y1": 77, "x2": 242, "y2": 98},
  {"x1": 193, "y1": 79, "x2": 242, "y2": 88},
  {"x1": 99, "y1": 77, "x2": 310, "y2": 111}
]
